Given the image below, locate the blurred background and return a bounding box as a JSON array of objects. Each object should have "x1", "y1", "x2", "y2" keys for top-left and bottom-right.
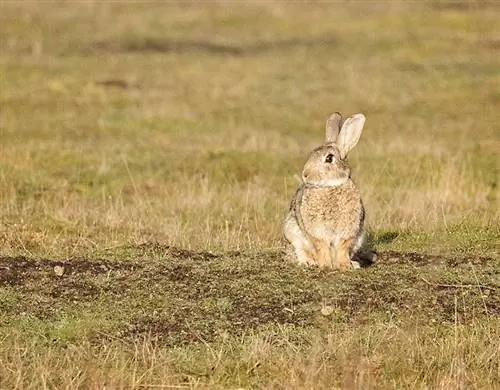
[{"x1": 1, "y1": 1, "x2": 498, "y2": 258}]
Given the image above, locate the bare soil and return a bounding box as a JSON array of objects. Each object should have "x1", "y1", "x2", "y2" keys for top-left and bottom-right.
[{"x1": 1, "y1": 246, "x2": 498, "y2": 347}]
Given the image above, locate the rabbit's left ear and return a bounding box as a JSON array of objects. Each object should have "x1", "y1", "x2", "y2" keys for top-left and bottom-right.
[
  {"x1": 325, "y1": 112, "x2": 343, "y2": 144},
  {"x1": 337, "y1": 113, "x2": 365, "y2": 158}
]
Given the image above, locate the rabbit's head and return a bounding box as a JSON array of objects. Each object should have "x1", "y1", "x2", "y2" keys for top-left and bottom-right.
[{"x1": 302, "y1": 113, "x2": 365, "y2": 186}]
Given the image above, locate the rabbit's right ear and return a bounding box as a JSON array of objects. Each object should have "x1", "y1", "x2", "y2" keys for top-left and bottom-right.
[
  {"x1": 325, "y1": 112, "x2": 343, "y2": 144},
  {"x1": 337, "y1": 113, "x2": 365, "y2": 159}
]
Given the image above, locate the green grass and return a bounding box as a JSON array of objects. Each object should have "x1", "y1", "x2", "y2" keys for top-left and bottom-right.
[
  {"x1": 0, "y1": 1, "x2": 499, "y2": 388},
  {"x1": 1, "y1": 248, "x2": 499, "y2": 388}
]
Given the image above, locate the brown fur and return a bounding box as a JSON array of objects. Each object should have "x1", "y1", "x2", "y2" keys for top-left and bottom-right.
[{"x1": 283, "y1": 112, "x2": 369, "y2": 270}]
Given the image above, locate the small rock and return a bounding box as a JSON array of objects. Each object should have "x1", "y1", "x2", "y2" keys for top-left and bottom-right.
[
  {"x1": 321, "y1": 305, "x2": 335, "y2": 316},
  {"x1": 351, "y1": 260, "x2": 361, "y2": 269},
  {"x1": 54, "y1": 265, "x2": 65, "y2": 276}
]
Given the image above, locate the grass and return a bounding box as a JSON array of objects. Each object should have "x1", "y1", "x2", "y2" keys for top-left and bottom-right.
[
  {"x1": 1, "y1": 248, "x2": 499, "y2": 389},
  {"x1": 0, "y1": 1, "x2": 499, "y2": 388}
]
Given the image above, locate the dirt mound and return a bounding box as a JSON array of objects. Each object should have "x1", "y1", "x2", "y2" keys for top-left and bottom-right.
[{"x1": 1, "y1": 247, "x2": 498, "y2": 346}]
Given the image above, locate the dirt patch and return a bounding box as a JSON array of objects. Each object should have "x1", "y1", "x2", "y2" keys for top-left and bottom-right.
[
  {"x1": 430, "y1": 1, "x2": 497, "y2": 11},
  {"x1": 1, "y1": 247, "x2": 498, "y2": 346},
  {"x1": 0, "y1": 256, "x2": 140, "y2": 286},
  {"x1": 376, "y1": 250, "x2": 494, "y2": 267},
  {"x1": 82, "y1": 36, "x2": 338, "y2": 57}
]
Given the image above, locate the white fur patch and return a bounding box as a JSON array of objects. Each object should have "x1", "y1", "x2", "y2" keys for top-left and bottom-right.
[
  {"x1": 283, "y1": 213, "x2": 314, "y2": 265},
  {"x1": 306, "y1": 177, "x2": 348, "y2": 188}
]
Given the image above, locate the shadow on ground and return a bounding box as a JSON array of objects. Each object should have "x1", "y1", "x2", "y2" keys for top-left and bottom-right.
[{"x1": 1, "y1": 244, "x2": 498, "y2": 346}]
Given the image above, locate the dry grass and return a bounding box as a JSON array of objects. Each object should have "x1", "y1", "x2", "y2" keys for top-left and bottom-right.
[
  {"x1": 1, "y1": 1, "x2": 498, "y2": 258},
  {"x1": 2, "y1": 321, "x2": 499, "y2": 390},
  {"x1": 0, "y1": 1, "x2": 499, "y2": 388}
]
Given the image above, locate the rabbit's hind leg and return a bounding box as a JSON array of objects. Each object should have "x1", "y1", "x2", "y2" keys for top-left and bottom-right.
[
  {"x1": 283, "y1": 214, "x2": 316, "y2": 265},
  {"x1": 284, "y1": 242, "x2": 315, "y2": 266},
  {"x1": 289, "y1": 239, "x2": 316, "y2": 266}
]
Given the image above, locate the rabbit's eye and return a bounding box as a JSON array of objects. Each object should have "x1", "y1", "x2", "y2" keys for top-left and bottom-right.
[{"x1": 325, "y1": 154, "x2": 334, "y2": 163}]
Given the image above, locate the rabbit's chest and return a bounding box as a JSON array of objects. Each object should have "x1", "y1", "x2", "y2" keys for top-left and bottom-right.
[{"x1": 299, "y1": 186, "x2": 362, "y2": 239}]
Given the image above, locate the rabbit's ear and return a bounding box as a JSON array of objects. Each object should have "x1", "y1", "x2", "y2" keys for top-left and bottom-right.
[
  {"x1": 325, "y1": 112, "x2": 343, "y2": 144},
  {"x1": 337, "y1": 113, "x2": 365, "y2": 158}
]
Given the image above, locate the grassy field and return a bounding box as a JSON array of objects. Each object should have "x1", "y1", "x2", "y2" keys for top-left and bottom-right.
[{"x1": 1, "y1": 1, "x2": 499, "y2": 389}]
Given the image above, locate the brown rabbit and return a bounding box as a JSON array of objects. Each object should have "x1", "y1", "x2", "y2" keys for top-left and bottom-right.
[{"x1": 283, "y1": 112, "x2": 373, "y2": 270}]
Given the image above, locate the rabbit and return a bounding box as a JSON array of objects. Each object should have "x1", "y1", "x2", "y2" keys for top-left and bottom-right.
[{"x1": 283, "y1": 112, "x2": 374, "y2": 270}]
